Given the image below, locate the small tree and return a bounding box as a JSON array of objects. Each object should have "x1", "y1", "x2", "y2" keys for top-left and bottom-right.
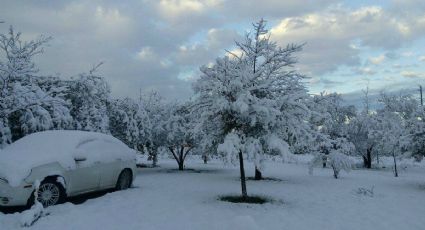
[
  {"x1": 347, "y1": 89, "x2": 379, "y2": 168},
  {"x1": 193, "y1": 19, "x2": 305, "y2": 198},
  {"x1": 138, "y1": 91, "x2": 167, "y2": 167},
  {"x1": 309, "y1": 137, "x2": 354, "y2": 178},
  {"x1": 162, "y1": 103, "x2": 196, "y2": 170},
  {"x1": 375, "y1": 93, "x2": 413, "y2": 176}
]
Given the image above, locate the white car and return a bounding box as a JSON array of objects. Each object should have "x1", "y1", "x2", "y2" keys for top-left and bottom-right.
[{"x1": 0, "y1": 130, "x2": 137, "y2": 207}]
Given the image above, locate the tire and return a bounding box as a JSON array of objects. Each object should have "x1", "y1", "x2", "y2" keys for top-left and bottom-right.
[
  {"x1": 116, "y1": 169, "x2": 132, "y2": 191},
  {"x1": 28, "y1": 178, "x2": 66, "y2": 208}
]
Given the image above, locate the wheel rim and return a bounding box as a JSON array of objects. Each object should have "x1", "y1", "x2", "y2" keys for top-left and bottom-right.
[
  {"x1": 37, "y1": 183, "x2": 60, "y2": 207},
  {"x1": 119, "y1": 171, "x2": 131, "y2": 190}
]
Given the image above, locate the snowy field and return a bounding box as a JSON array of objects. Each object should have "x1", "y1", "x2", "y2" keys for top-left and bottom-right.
[{"x1": 1, "y1": 157, "x2": 425, "y2": 230}]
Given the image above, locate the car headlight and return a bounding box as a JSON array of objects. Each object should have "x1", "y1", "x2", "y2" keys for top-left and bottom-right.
[{"x1": 0, "y1": 177, "x2": 8, "y2": 184}]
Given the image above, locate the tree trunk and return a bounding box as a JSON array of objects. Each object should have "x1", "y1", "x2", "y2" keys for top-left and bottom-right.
[
  {"x1": 238, "y1": 150, "x2": 248, "y2": 198},
  {"x1": 393, "y1": 152, "x2": 398, "y2": 177},
  {"x1": 332, "y1": 165, "x2": 339, "y2": 179},
  {"x1": 366, "y1": 150, "x2": 372, "y2": 168},
  {"x1": 178, "y1": 146, "x2": 185, "y2": 170},
  {"x1": 254, "y1": 167, "x2": 262, "y2": 180},
  {"x1": 363, "y1": 148, "x2": 372, "y2": 168},
  {"x1": 178, "y1": 161, "x2": 184, "y2": 170},
  {"x1": 152, "y1": 154, "x2": 157, "y2": 167}
]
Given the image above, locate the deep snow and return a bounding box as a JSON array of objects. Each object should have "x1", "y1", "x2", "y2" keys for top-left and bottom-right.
[{"x1": 1, "y1": 156, "x2": 424, "y2": 230}]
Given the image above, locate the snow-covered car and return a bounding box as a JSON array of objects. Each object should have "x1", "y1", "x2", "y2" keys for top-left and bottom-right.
[{"x1": 0, "y1": 130, "x2": 137, "y2": 207}]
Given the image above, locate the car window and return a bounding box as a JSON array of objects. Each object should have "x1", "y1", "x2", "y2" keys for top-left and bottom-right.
[{"x1": 77, "y1": 140, "x2": 127, "y2": 164}]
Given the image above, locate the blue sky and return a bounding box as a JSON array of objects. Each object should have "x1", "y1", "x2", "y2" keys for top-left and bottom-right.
[{"x1": 0, "y1": 0, "x2": 424, "y2": 104}]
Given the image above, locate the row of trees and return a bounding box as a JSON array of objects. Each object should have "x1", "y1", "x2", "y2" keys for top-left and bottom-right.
[{"x1": 1, "y1": 21, "x2": 424, "y2": 199}]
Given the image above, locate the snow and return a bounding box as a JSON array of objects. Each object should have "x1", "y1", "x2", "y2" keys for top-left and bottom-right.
[
  {"x1": 20, "y1": 180, "x2": 47, "y2": 227},
  {"x1": 20, "y1": 202, "x2": 44, "y2": 228},
  {"x1": 1, "y1": 157, "x2": 424, "y2": 230},
  {"x1": 0, "y1": 130, "x2": 136, "y2": 187}
]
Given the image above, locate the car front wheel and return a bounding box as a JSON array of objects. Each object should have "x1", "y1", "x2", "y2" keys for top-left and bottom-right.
[
  {"x1": 28, "y1": 178, "x2": 65, "y2": 207},
  {"x1": 116, "y1": 169, "x2": 132, "y2": 190}
]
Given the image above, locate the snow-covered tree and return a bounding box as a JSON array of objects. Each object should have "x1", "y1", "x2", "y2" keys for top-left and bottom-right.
[
  {"x1": 347, "y1": 88, "x2": 379, "y2": 168},
  {"x1": 374, "y1": 93, "x2": 422, "y2": 176},
  {"x1": 308, "y1": 92, "x2": 356, "y2": 167},
  {"x1": 162, "y1": 103, "x2": 196, "y2": 170},
  {"x1": 66, "y1": 64, "x2": 110, "y2": 133},
  {"x1": 379, "y1": 93, "x2": 425, "y2": 161},
  {"x1": 0, "y1": 27, "x2": 71, "y2": 146},
  {"x1": 108, "y1": 97, "x2": 142, "y2": 149},
  {"x1": 138, "y1": 91, "x2": 167, "y2": 167},
  {"x1": 374, "y1": 111, "x2": 405, "y2": 176},
  {"x1": 408, "y1": 109, "x2": 425, "y2": 160},
  {"x1": 309, "y1": 137, "x2": 354, "y2": 178},
  {"x1": 309, "y1": 93, "x2": 356, "y2": 139},
  {"x1": 193, "y1": 19, "x2": 307, "y2": 198}
]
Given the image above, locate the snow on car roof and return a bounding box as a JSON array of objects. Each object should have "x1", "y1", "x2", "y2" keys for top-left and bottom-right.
[{"x1": 0, "y1": 130, "x2": 132, "y2": 187}]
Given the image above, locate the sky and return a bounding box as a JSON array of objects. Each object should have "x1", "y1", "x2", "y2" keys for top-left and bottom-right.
[{"x1": 0, "y1": 0, "x2": 424, "y2": 105}]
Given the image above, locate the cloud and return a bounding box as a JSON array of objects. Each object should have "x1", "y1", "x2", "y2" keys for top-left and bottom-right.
[
  {"x1": 419, "y1": 56, "x2": 425, "y2": 62},
  {"x1": 368, "y1": 54, "x2": 385, "y2": 65},
  {"x1": 1, "y1": 0, "x2": 425, "y2": 101},
  {"x1": 137, "y1": 47, "x2": 156, "y2": 61},
  {"x1": 401, "y1": 70, "x2": 425, "y2": 78},
  {"x1": 216, "y1": 0, "x2": 338, "y2": 21},
  {"x1": 385, "y1": 51, "x2": 400, "y2": 59},
  {"x1": 355, "y1": 67, "x2": 377, "y2": 75},
  {"x1": 269, "y1": 5, "x2": 425, "y2": 76},
  {"x1": 173, "y1": 28, "x2": 240, "y2": 66}
]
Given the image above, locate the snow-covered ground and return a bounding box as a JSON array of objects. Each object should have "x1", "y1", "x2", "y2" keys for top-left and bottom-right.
[{"x1": 1, "y1": 157, "x2": 425, "y2": 230}]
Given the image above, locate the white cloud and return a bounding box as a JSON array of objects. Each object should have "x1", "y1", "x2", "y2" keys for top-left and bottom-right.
[
  {"x1": 157, "y1": 0, "x2": 206, "y2": 19},
  {"x1": 368, "y1": 54, "x2": 385, "y2": 65},
  {"x1": 401, "y1": 70, "x2": 425, "y2": 78},
  {"x1": 137, "y1": 47, "x2": 155, "y2": 61},
  {"x1": 356, "y1": 67, "x2": 377, "y2": 75},
  {"x1": 268, "y1": 5, "x2": 425, "y2": 76},
  {"x1": 419, "y1": 56, "x2": 425, "y2": 62},
  {"x1": 94, "y1": 6, "x2": 134, "y2": 39},
  {"x1": 402, "y1": 51, "x2": 415, "y2": 57}
]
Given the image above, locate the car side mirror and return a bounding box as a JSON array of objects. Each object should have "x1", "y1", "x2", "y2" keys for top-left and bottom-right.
[{"x1": 74, "y1": 156, "x2": 87, "y2": 162}]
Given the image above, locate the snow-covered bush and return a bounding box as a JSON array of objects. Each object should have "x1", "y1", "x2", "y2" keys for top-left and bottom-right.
[
  {"x1": 309, "y1": 138, "x2": 354, "y2": 179},
  {"x1": 309, "y1": 150, "x2": 353, "y2": 179},
  {"x1": 328, "y1": 151, "x2": 353, "y2": 178}
]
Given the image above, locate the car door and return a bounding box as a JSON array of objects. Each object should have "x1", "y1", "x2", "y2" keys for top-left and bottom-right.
[
  {"x1": 96, "y1": 141, "x2": 123, "y2": 189},
  {"x1": 67, "y1": 142, "x2": 102, "y2": 195}
]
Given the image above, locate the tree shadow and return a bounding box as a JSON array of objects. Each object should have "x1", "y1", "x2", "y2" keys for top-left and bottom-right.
[{"x1": 246, "y1": 177, "x2": 284, "y2": 182}]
